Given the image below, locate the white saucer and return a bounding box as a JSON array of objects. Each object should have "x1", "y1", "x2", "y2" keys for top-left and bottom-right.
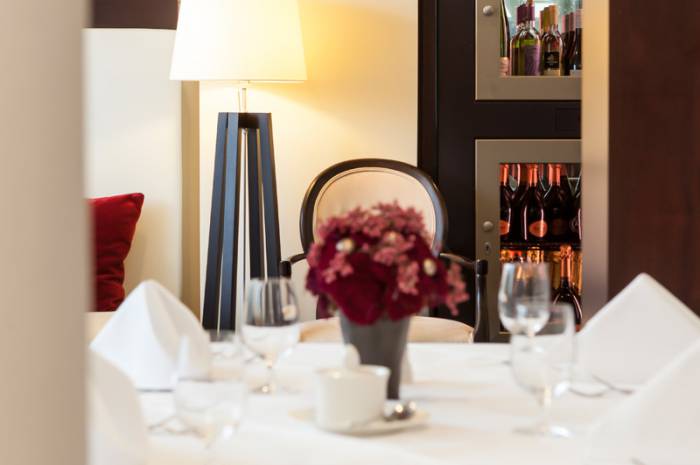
[{"x1": 290, "y1": 406, "x2": 429, "y2": 436}]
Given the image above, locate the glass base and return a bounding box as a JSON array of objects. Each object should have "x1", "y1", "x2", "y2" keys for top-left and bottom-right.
[
  {"x1": 514, "y1": 422, "x2": 572, "y2": 438},
  {"x1": 253, "y1": 382, "x2": 275, "y2": 394},
  {"x1": 252, "y1": 382, "x2": 298, "y2": 395}
]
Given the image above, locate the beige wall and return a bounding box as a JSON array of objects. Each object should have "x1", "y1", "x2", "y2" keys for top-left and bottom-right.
[
  {"x1": 581, "y1": 0, "x2": 609, "y2": 319},
  {"x1": 198, "y1": 0, "x2": 418, "y2": 320},
  {"x1": 83, "y1": 29, "x2": 183, "y2": 300},
  {"x1": 0, "y1": 1, "x2": 87, "y2": 464}
]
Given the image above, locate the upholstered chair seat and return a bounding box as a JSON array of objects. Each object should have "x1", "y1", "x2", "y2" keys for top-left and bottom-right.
[{"x1": 301, "y1": 316, "x2": 473, "y2": 343}]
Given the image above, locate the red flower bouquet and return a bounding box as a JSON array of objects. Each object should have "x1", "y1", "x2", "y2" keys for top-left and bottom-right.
[{"x1": 306, "y1": 202, "x2": 469, "y2": 325}]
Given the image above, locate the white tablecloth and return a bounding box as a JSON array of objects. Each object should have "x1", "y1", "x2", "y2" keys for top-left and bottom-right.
[{"x1": 143, "y1": 343, "x2": 628, "y2": 465}]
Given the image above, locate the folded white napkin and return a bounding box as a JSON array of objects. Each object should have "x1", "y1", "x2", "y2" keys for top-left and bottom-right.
[
  {"x1": 578, "y1": 273, "x2": 700, "y2": 385},
  {"x1": 88, "y1": 349, "x2": 148, "y2": 465},
  {"x1": 588, "y1": 340, "x2": 700, "y2": 465},
  {"x1": 91, "y1": 280, "x2": 211, "y2": 390}
]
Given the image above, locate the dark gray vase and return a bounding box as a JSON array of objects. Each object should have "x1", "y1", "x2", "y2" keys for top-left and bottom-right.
[{"x1": 339, "y1": 313, "x2": 410, "y2": 399}]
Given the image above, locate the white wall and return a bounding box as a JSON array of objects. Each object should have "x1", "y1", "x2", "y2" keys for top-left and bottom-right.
[
  {"x1": 83, "y1": 29, "x2": 183, "y2": 299},
  {"x1": 198, "y1": 0, "x2": 418, "y2": 320},
  {"x1": 0, "y1": 1, "x2": 86, "y2": 464}
]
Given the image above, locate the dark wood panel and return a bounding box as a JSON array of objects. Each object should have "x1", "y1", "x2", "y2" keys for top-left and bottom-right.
[
  {"x1": 418, "y1": 0, "x2": 438, "y2": 181},
  {"x1": 92, "y1": 0, "x2": 178, "y2": 29},
  {"x1": 609, "y1": 1, "x2": 700, "y2": 314}
]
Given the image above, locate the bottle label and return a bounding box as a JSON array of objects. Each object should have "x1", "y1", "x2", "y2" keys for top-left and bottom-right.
[
  {"x1": 550, "y1": 218, "x2": 568, "y2": 236},
  {"x1": 528, "y1": 220, "x2": 548, "y2": 238},
  {"x1": 500, "y1": 219, "x2": 510, "y2": 236},
  {"x1": 522, "y1": 44, "x2": 541, "y2": 76},
  {"x1": 543, "y1": 51, "x2": 561, "y2": 75}
]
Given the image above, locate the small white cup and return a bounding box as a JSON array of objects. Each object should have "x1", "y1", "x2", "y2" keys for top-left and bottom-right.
[{"x1": 314, "y1": 365, "x2": 389, "y2": 431}]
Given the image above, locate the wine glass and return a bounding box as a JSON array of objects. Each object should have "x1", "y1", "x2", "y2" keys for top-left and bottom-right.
[
  {"x1": 498, "y1": 262, "x2": 551, "y2": 337},
  {"x1": 173, "y1": 336, "x2": 248, "y2": 449},
  {"x1": 241, "y1": 278, "x2": 300, "y2": 394},
  {"x1": 510, "y1": 303, "x2": 576, "y2": 437}
]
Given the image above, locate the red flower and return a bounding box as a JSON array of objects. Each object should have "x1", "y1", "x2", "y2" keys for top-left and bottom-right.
[{"x1": 305, "y1": 202, "x2": 469, "y2": 325}]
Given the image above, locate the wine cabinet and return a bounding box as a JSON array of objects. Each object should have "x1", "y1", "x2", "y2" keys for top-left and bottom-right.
[
  {"x1": 419, "y1": 0, "x2": 582, "y2": 339},
  {"x1": 476, "y1": 140, "x2": 581, "y2": 341},
  {"x1": 476, "y1": 0, "x2": 581, "y2": 100}
]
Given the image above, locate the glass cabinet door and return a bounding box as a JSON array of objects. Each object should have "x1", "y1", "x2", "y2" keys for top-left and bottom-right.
[
  {"x1": 476, "y1": 0, "x2": 582, "y2": 100},
  {"x1": 475, "y1": 139, "x2": 581, "y2": 341}
]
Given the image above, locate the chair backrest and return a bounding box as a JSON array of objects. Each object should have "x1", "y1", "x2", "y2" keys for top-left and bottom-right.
[{"x1": 300, "y1": 159, "x2": 447, "y2": 253}]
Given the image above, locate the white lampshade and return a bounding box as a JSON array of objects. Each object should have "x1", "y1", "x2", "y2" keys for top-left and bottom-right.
[{"x1": 170, "y1": 0, "x2": 307, "y2": 82}]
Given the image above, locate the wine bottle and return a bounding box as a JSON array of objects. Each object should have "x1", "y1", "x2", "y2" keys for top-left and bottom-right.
[
  {"x1": 569, "y1": 179, "x2": 582, "y2": 243},
  {"x1": 553, "y1": 244, "x2": 583, "y2": 328},
  {"x1": 500, "y1": 164, "x2": 512, "y2": 241},
  {"x1": 520, "y1": 164, "x2": 547, "y2": 242},
  {"x1": 499, "y1": 0, "x2": 511, "y2": 77},
  {"x1": 559, "y1": 164, "x2": 574, "y2": 205},
  {"x1": 510, "y1": 5, "x2": 525, "y2": 76},
  {"x1": 539, "y1": 7, "x2": 547, "y2": 38},
  {"x1": 540, "y1": 163, "x2": 551, "y2": 195},
  {"x1": 510, "y1": 163, "x2": 528, "y2": 239},
  {"x1": 562, "y1": 13, "x2": 573, "y2": 75},
  {"x1": 544, "y1": 164, "x2": 569, "y2": 240},
  {"x1": 541, "y1": 5, "x2": 563, "y2": 76},
  {"x1": 516, "y1": 1, "x2": 541, "y2": 76},
  {"x1": 568, "y1": 6, "x2": 582, "y2": 76}
]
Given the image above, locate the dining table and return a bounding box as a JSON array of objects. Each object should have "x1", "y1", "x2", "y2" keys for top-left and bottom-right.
[{"x1": 142, "y1": 342, "x2": 629, "y2": 465}]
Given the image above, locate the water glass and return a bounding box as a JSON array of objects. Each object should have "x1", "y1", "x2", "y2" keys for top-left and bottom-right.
[
  {"x1": 172, "y1": 334, "x2": 248, "y2": 448},
  {"x1": 241, "y1": 278, "x2": 300, "y2": 394},
  {"x1": 498, "y1": 262, "x2": 551, "y2": 336},
  {"x1": 510, "y1": 303, "x2": 576, "y2": 437}
]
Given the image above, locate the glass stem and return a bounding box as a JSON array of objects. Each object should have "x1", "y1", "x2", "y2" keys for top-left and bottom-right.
[
  {"x1": 537, "y1": 386, "x2": 553, "y2": 430},
  {"x1": 264, "y1": 359, "x2": 276, "y2": 392}
]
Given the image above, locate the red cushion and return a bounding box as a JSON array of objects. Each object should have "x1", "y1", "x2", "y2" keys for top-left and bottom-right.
[{"x1": 90, "y1": 193, "x2": 144, "y2": 311}]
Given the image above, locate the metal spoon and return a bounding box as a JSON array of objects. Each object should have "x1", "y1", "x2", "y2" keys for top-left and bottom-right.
[{"x1": 384, "y1": 401, "x2": 417, "y2": 422}]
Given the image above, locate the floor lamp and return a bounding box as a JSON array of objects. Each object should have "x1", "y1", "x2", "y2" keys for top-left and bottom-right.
[{"x1": 170, "y1": 0, "x2": 307, "y2": 330}]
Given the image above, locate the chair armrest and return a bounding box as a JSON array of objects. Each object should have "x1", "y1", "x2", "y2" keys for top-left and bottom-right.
[
  {"x1": 279, "y1": 253, "x2": 307, "y2": 278},
  {"x1": 439, "y1": 252, "x2": 489, "y2": 342},
  {"x1": 439, "y1": 252, "x2": 488, "y2": 276}
]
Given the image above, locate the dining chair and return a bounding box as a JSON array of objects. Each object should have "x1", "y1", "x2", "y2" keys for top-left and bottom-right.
[{"x1": 279, "y1": 158, "x2": 489, "y2": 342}]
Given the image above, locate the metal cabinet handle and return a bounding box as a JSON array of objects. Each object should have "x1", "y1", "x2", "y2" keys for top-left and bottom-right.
[
  {"x1": 482, "y1": 221, "x2": 494, "y2": 232},
  {"x1": 482, "y1": 5, "x2": 495, "y2": 17}
]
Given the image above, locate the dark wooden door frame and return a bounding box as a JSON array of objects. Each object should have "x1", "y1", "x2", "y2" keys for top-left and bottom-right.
[{"x1": 91, "y1": 0, "x2": 178, "y2": 29}]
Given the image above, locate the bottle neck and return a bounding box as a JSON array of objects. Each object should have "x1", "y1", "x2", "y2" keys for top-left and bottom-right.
[
  {"x1": 560, "y1": 247, "x2": 573, "y2": 282},
  {"x1": 527, "y1": 165, "x2": 539, "y2": 187},
  {"x1": 575, "y1": 10, "x2": 582, "y2": 31},
  {"x1": 516, "y1": 164, "x2": 526, "y2": 186},
  {"x1": 549, "y1": 164, "x2": 561, "y2": 186},
  {"x1": 500, "y1": 165, "x2": 510, "y2": 186}
]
